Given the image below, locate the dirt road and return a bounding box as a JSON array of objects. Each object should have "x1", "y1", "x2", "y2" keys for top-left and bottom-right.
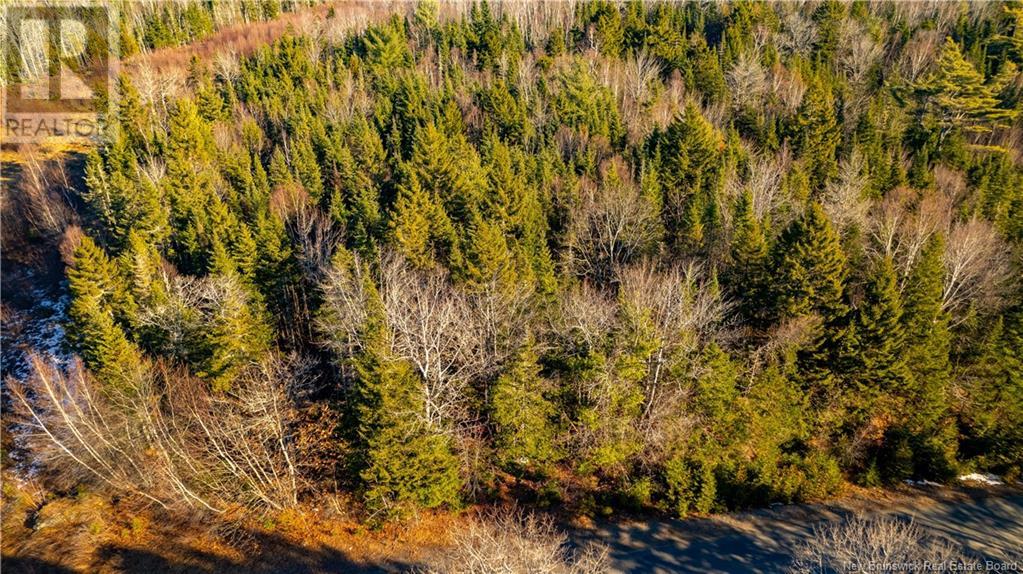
[{"x1": 575, "y1": 488, "x2": 1023, "y2": 573}]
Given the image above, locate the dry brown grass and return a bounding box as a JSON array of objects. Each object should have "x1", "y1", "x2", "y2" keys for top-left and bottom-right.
[
  {"x1": 0, "y1": 138, "x2": 89, "y2": 166},
  {"x1": 1, "y1": 469, "x2": 465, "y2": 572},
  {"x1": 125, "y1": 1, "x2": 399, "y2": 77}
]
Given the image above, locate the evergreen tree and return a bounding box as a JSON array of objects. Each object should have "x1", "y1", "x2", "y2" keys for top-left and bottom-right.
[
  {"x1": 491, "y1": 340, "x2": 560, "y2": 474},
  {"x1": 119, "y1": 229, "x2": 167, "y2": 310},
  {"x1": 326, "y1": 144, "x2": 383, "y2": 254},
  {"x1": 959, "y1": 310, "x2": 1023, "y2": 474},
  {"x1": 389, "y1": 170, "x2": 461, "y2": 270},
  {"x1": 199, "y1": 267, "x2": 272, "y2": 391},
  {"x1": 67, "y1": 237, "x2": 143, "y2": 390},
  {"x1": 82, "y1": 133, "x2": 169, "y2": 251},
  {"x1": 351, "y1": 259, "x2": 461, "y2": 518},
  {"x1": 811, "y1": 1, "x2": 845, "y2": 67},
  {"x1": 771, "y1": 203, "x2": 848, "y2": 322},
  {"x1": 163, "y1": 98, "x2": 219, "y2": 273},
  {"x1": 793, "y1": 76, "x2": 840, "y2": 192},
  {"x1": 694, "y1": 343, "x2": 741, "y2": 438},
  {"x1": 850, "y1": 257, "x2": 908, "y2": 411},
  {"x1": 461, "y1": 216, "x2": 520, "y2": 293},
  {"x1": 658, "y1": 103, "x2": 725, "y2": 252},
  {"x1": 116, "y1": 75, "x2": 157, "y2": 157},
  {"x1": 726, "y1": 190, "x2": 770, "y2": 325},
  {"x1": 918, "y1": 37, "x2": 1019, "y2": 147},
  {"x1": 902, "y1": 235, "x2": 952, "y2": 431},
  {"x1": 904, "y1": 233, "x2": 957, "y2": 478},
  {"x1": 410, "y1": 123, "x2": 487, "y2": 224},
  {"x1": 291, "y1": 135, "x2": 325, "y2": 201},
  {"x1": 770, "y1": 202, "x2": 853, "y2": 408},
  {"x1": 363, "y1": 18, "x2": 411, "y2": 71}
]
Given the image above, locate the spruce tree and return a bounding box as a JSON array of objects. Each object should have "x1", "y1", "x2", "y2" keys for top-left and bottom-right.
[
  {"x1": 67, "y1": 237, "x2": 143, "y2": 390},
  {"x1": 363, "y1": 18, "x2": 411, "y2": 71},
  {"x1": 326, "y1": 144, "x2": 382, "y2": 254},
  {"x1": 116, "y1": 75, "x2": 157, "y2": 157},
  {"x1": 461, "y1": 216, "x2": 520, "y2": 294},
  {"x1": 120, "y1": 229, "x2": 167, "y2": 309},
  {"x1": 850, "y1": 256, "x2": 908, "y2": 411},
  {"x1": 491, "y1": 340, "x2": 560, "y2": 474},
  {"x1": 898, "y1": 233, "x2": 959, "y2": 479},
  {"x1": 82, "y1": 132, "x2": 169, "y2": 251},
  {"x1": 389, "y1": 169, "x2": 461, "y2": 271},
  {"x1": 793, "y1": 76, "x2": 840, "y2": 193},
  {"x1": 727, "y1": 190, "x2": 770, "y2": 326},
  {"x1": 352, "y1": 261, "x2": 461, "y2": 519},
  {"x1": 771, "y1": 203, "x2": 848, "y2": 321},
  {"x1": 658, "y1": 103, "x2": 725, "y2": 252},
  {"x1": 200, "y1": 256, "x2": 272, "y2": 391},
  {"x1": 771, "y1": 202, "x2": 853, "y2": 407},
  {"x1": 959, "y1": 310, "x2": 1023, "y2": 473},
  {"x1": 410, "y1": 123, "x2": 486, "y2": 223},
  {"x1": 902, "y1": 235, "x2": 952, "y2": 431},
  {"x1": 163, "y1": 98, "x2": 218, "y2": 273},
  {"x1": 694, "y1": 343, "x2": 741, "y2": 438}
]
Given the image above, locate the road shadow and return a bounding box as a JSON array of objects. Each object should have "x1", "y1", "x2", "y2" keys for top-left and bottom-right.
[{"x1": 575, "y1": 492, "x2": 1023, "y2": 573}]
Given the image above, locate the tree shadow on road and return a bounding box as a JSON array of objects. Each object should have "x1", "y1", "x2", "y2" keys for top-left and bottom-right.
[{"x1": 576, "y1": 492, "x2": 1023, "y2": 573}]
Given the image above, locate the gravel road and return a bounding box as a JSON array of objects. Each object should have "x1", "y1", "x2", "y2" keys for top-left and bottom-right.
[{"x1": 574, "y1": 488, "x2": 1023, "y2": 573}]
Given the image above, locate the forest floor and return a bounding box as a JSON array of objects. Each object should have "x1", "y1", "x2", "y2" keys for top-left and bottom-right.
[{"x1": 0, "y1": 466, "x2": 457, "y2": 574}]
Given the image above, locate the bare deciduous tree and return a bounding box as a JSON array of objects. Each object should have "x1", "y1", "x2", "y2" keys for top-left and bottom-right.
[
  {"x1": 8, "y1": 353, "x2": 315, "y2": 514},
  {"x1": 318, "y1": 251, "x2": 499, "y2": 431},
  {"x1": 13, "y1": 151, "x2": 76, "y2": 240},
  {"x1": 898, "y1": 29, "x2": 941, "y2": 83},
  {"x1": 724, "y1": 148, "x2": 790, "y2": 223},
  {"x1": 868, "y1": 188, "x2": 950, "y2": 285},
  {"x1": 868, "y1": 185, "x2": 1010, "y2": 323},
  {"x1": 651, "y1": 72, "x2": 687, "y2": 130},
  {"x1": 821, "y1": 153, "x2": 870, "y2": 232},
  {"x1": 838, "y1": 21, "x2": 883, "y2": 88},
  {"x1": 618, "y1": 261, "x2": 729, "y2": 455},
  {"x1": 566, "y1": 164, "x2": 660, "y2": 283},
  {"x1": 378, "y1": 253, "x2": 491, "y2": 430},
  {"x1": 8, "y1": 356, "x2": 172, "y2": 509},
  {"x1": 933, "y1": 164, "x2": 969, "y2": 207},
  {"x1": 552, "y1": 281, "x2": 617, "y2": 352},
  {"x1": 602, "y1": 50, "x2": 662, "y2": 141},
  {"x1": 943, "y1": 217, "x2": 1011, "y2": 322},
  {"x1": 778, "y1": 10, "x2": 817, "y2": 58},
  {"x1": 316, "y1": 254, "x2": 373, "y2": 365},
  {"x1": 728, "y1": 52, "x2": 768, "y2": 109}
]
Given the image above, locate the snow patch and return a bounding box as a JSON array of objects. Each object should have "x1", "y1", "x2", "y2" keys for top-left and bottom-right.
[
  {"x1": 1, "y1": 278, "x2": 71, "y2": 381},
  {"x1": 957, "y1": 473, "x2": 1003, "y2": 486},
  {"x1": 904, "y1": 479, "x2": 943, "y2": 487}
]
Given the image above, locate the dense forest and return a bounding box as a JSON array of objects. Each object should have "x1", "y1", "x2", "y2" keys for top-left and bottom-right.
[{"x1": 8, "y1": 0, "x2": 1023, "y2": 527}]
